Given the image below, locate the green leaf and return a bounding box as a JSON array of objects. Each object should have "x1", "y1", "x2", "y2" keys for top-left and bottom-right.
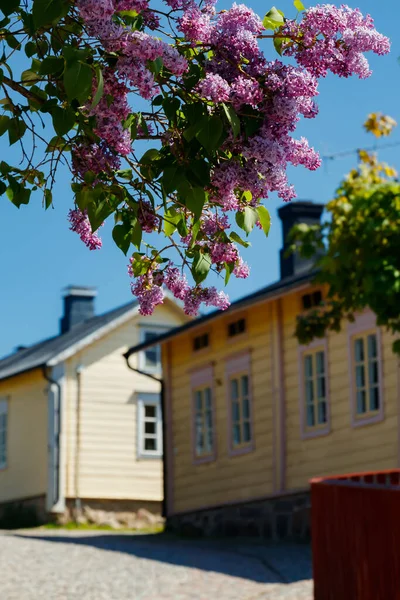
[
  {"x1": 229, "y1": 231, "x2": 251, "y2": 248},
  {"x1": 147, "y1": 57, "x2": 163, "y2": 76},
  {"x1": 63, "y1": 61, "x2": 93, "y2": 104},
  {"x1": 263, "y1": 6, "x2": 285, "y2": 30},
  {"x1": 21, "y1": 70, "x2": 40, "y2": 85},
  {"x1": 178, "y1": 182, "x2": 207, "y2": 220},
  {"x1": 44, "y1": 188, "x2": 52, "y2": 209},
  {"x1": 222, "y1": 104, "x2": 240, "y2": 139},
  {"x1": 51, "y1": 107, "x2": 75, "y2": 136},
  {"x1": 39, "y1": 56, "x2": 64, "y2": 75},
  {"x1": 294, "y1": 0, "x2": 305, "y2": 10},
  {"x1": 224, "y1": 261, "x2": 235, "y2": 285},
  {"x1": 46, "y1": 135, "x2": 69, "y2": 152},
  {"x1": 0, "y1": 0, "x2": 19, "y2": 16},
  {"x1": 139, "y1": 148, "x2": 161, "y2": 180},
  {"x1": 6, "y1": 177, "x2": 31, "y2": 208},
  {"x1": 163, "y1": 208, "x2": 180, "y2": 236},
  {"x1": 162, "y1": 97, "x2": 180, "y2": 123},
  {"x1": 0, "y1": 115, "x2": 10, "y2": 136},
  {"x1": 161, "y1": 166, "x2": 187, "y2": 194},
  {"x1": 235, "y1": 206, "x2": 258, "y2": 235},
  {"x1": 131, "y1": 219, "x2": 142, "y2": 249},
  {"x1": 192, "y1": 251, "x2": 211, "y2": 284},
  {"x1": 256, "y1": 205, "x2": 271, "y2": 237},
  {"x1": 195, "y1": 116, "x2": 224, "y2": 153},
  {"x1": 8, "y1": 118, "x2": 26, "y2": 145},
  {"x1": 112, "y1": 223, "x2": 131, "y2": 255},
  {"x1": 33, "y1": 0, "x2": 68, "y2": 28},
  {"x1": 91, "y1": 65, "x2": 104, "y2": 109}
]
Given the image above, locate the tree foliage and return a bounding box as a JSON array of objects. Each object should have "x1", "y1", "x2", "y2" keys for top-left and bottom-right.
[{"x1": 289, "y1": 114, "x2": 400, "y2": 353}]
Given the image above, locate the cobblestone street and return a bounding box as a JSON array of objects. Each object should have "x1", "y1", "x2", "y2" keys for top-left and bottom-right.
[{"x1": 0, "y1": 529, "x2": 312, "y2": 599}]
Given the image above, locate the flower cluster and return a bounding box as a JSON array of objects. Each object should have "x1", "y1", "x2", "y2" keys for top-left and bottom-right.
[
  {"x1": 68, "y1": 209, "x2": 103, "y2": 250},
  {"x1": 68, "y1": 0, "x2": 389, "y2": 317}
]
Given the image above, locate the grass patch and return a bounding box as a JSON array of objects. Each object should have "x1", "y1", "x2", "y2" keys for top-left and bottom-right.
[{"x1": 41, "y1": 522, "x2": 165, "y2": 534}]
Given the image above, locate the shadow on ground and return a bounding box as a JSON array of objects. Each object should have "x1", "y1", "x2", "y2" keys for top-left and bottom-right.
[{"x1": 11, "y1": 532, "x2": 312, "y2": 585}]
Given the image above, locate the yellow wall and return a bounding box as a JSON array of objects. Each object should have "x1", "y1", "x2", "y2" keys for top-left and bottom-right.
[
  {"x1": 64, "y1": 301, "x2": 185, "y2": 502},
  {"x1": 168, "y1": 303, "x2": 275, "y2": 514},
  {"x1": 0, "y1": 370, "x2": 48, "y2": 503},
  {"x1": 283, "y1": 293, "x2": 399, "y2": 489},
  {"x1": 167, "y1": 286, "x2": 400, "y2": 515}
]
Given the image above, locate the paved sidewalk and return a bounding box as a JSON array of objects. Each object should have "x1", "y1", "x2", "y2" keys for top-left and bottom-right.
[{"x1": 0, "y1": 529, "x2": 313, "y2": 599}]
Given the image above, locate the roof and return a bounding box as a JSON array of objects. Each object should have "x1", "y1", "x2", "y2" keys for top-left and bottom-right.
[
  {"x1": 0, "y1": 299, "x2": 141, "y2": 382},
  {"x1": 124, "y1": 270, "x2": 316, "y2": 361}
]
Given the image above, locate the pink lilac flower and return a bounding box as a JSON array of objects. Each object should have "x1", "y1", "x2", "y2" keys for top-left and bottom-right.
[
  {"x1": 179, "y1": 7, "x2": 213, "y2": 43},
  {"x1": 72, "y1": 142, "x2": 121, "y2": 179},
  {"x1": 233, "y1": 257, "x2": 250, "y2": 278},
  {"x1": 183, "y1": 286, "x2": 230, "y2": 316},
  {"x1": 201, "y1": 213, "x2": 230, "y2": 236},
  {"x1": 131, "y1": 273, "x2": 165, "y2": 315},
  {"x1": 282, "y1": 5, "x2": 390, "y2": 79},
  {"x1": 210, "y1": 242, "x2": 238, "y2": 265},
  {"x1": 231, "y1": 76, "x2": 263, "y2": 108},
  {"x1": 68, "y1": 208, "x2": 103, "y2": 250},
  {"x1": 115, "y1": 0, "x2": 149, "y2": 11},
  {"x1": 138, "y1": 200, "x2": 159, "y2": 233},
  {"x1": 196, "y1": 73, "x2": 230, "y2": 103},
  {"x1": 164, "y1": 264, "x2": 190, "y2": 300}
]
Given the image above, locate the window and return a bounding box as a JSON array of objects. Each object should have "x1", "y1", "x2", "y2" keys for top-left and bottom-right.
[
  {"x1": 137, "y1": 394, "x2": 162, "y2": 458},
  {"x1": 191, "y1": 365, "x2": 215, "y2": 463},
  {"x1": 353, "y1": 332, "x2": 380, "y2": 416},
  {"x1": 228, "y1": 318, "x2": 246, "y2": 338},
  {"x1": 302, "y1": 290, "x2": 322, "y2": 311},
  {"x1": 348, "y1": 312, "x2": 383, "y2": 427},
  {"x1": 193, "y1": 386, "x2": 214, "y2": 458},
  {"x1": 226, "y1": 352, "x2": 253, "y2": 455},
  {"x1": 193, "y1": 333, "x2": 209, "y2": 352},
  {"x1": 0, "y1": 399, "x2": 8, "y2": 470},
  {"x1": 303, "y1": 349, "x2": 327, "y2": 428},
  {"x1": 139, "y1": 327, "x2": 168, "y2": 372}
]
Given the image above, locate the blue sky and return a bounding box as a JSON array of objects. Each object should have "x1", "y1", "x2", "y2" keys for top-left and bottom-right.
[{"x1": 0, "y1": 0, "x2": 399, "y2": 357}]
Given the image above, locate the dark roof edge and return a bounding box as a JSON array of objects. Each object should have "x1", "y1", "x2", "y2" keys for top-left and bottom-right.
[{"x1": 123, "y1": 271, "x2": 317, "y2": 360}]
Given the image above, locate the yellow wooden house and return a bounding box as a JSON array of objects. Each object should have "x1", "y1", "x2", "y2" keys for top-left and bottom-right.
[
  {"x1": 125, "y1": 201, "x2": 398, "y2": 539},
  {"x1": 0, "y1": 286, "x2": 187, "y2": 525}
]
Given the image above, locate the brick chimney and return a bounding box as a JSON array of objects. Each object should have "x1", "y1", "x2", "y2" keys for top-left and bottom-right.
[
  {"x1": 60, "y1": 286, "x2": 97, "y2": 334},
  {"x1": 278, "y1": 201, "x2": 324, "y2": 280}
]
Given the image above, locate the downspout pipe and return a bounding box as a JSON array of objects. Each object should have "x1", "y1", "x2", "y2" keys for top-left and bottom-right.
[
  {"x1": 123, "y1": 354, "x2": 166, "y2": 518},
  {"x1": 75, "y1": 365, "x2": 83, "y2": 517},
  {"x1": 42, "y1": 365, "x2": 61, "y2": 507}
]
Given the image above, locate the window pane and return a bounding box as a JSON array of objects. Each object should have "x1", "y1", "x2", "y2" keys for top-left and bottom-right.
[
  {"x1": 144, "y1": 438, "x2": 157, "y2": 451},
  {"x1": 231, "y1": 379, "x2": 239, "y2": 400},
  {"x1": 318, "y1": 401, "x2": 327, "y2": 424},
  {"x1": 204, "y1": 387, "x2": 212, "y2": 409},
  {"x1": 145, "y1": 421, "x2": 156, "y2": 434},
  {"x1": 369, "y1": 361, "x2": 379, "y2": 386},
  {"x1": 304, "y1": 355, "x2": 313, "y2": 378},
  {"x1": 145, "y1": 347, "x2": 158, "y2": 367},
  {"x1": 195, "y1": 390, "x2": 203, "y2": 411},
  {"x1": 370, "y1": 386, "x2": 380, "y2": 411},
  {"x1": 316, "y1": 352, "x2": 325, "y2": 375},
  {"x1": 196, "y1": 430, "x2": 204, "y2": 454},
  {"x1": 233, "y1": 424, "x2": 241, "y2": 446},
  {"x1": 355, "y1": 365, "x2": 365, "y2": 389},
  {"x1": 368, "y1": 334, "x2": 377, "y2": 359},
  {"x1": 316, "y1": 376, "x2": 326, "y2": 400},
  {"x1": 206, "y1": 430, "x2": 213, "y2": 453},
  {"x1": 306, "y1": 405, "x2": 315, "y2": 427},
  {"x1": 205, "y1": 410, "x2": 212, "y2": 429},
  {"x1": 243, "y1": 421, "x2": 251, "y2": 443},
  {"x1": 356, "y1": 390, "x2": 366, "y2": 414},
  {"x1": 145, "y1": 405, "x2": 156, "y2": 418},
  {"x1": 242, "y1": 398, "x2": 250, "y2": 419},
  {"x1": 241, "y1": 375, "x2": 249, "y2": 397},
  {"x1": 232, "y1": 401, "x2": 240, "y2": 422},
  {"x1": 354, "y1": 338, "x2": 364, "y2": 362},
  {"x1": 305, "y1": 380, "x2": 314, "y2": 404}
]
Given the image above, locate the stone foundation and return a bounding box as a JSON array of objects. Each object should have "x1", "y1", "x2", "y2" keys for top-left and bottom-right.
[
  {"x1": 0, "y1": 495, "x2": 48, "y2": 529},
  {"x1": 167, "y1": 492, "x2": 310, "y2": 540},
  {"x1": 60, "y1": 498, "x2": 164, "y2": 529}
]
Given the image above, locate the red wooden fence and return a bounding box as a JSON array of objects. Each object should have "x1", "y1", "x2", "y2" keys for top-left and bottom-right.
[{"x1": 311, "y1": 469, "x2": 400, "y2": 600}]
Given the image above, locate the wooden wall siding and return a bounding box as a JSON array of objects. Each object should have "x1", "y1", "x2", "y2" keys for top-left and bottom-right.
[
  {"x1": 0, "y1": 370, "x2": 48, "y2": 503},
  {"x1": 64, "y1": 303, "x2": 184, "y2": 502},
  {"x1": 284, "y1": 295, "x2": 399, "y2": 491},
  {"x1": 169, "y1": 303, "x2": 275, "y2": 514}
]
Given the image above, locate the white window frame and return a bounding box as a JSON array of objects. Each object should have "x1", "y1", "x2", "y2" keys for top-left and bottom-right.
[
  {"x1": 137, "y1": 393, "x2": 163, "y2": 458},
  {"x1": 0, "y1": 398, "x2": 8, "y2": 470},
  {"x1": 138, "y1": 326, "x2": 169, "y2": 373}
]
